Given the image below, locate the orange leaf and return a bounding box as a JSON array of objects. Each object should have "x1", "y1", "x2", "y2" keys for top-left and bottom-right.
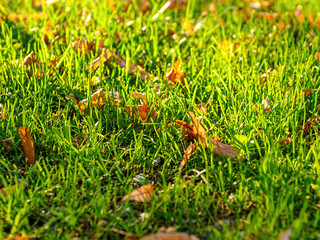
[
  {"x1": 120, "y1": 184, "x2": 154, "y2": 204},
  {"x1": 187, "y1": 111, "x2": 206, "y2": 139},
  {"x1": 304, "y1": 89, "x2": 314, "y2": 97},
  {"x1": 18, "y1": 127, "x2": 35, "y2": 166},
  {"x1": 175, "y1": 120, "x2": 198, "y2": 142},
  {"x1": 180, "y1": 143, "x2": 198, "y2": 171},
  {"x1": 126, "y1": 105, "x2": 157, "y2": 123},
  {"x1": 165, "y1": 59, "x2": 185, "y2": 86},
  {"x1": 141, "y1": 232, "x2": 199, "y2": 240}
]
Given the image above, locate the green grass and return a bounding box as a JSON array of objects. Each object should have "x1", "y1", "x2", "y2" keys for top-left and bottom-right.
[{"x1": 1, "y1": 0, "x2": 320, "y2": 239}]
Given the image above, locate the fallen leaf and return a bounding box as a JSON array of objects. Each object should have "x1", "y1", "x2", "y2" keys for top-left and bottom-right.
[
  {"x1": 79, "y1": 89, "x2": 106, "y2": 112},
  {"x1": 126, "y1": 105, "x2": 157, "y2": 123},
  {"x1": 175, "y1": 120, "x2": 198, "y2": 142},
  {"x1": 279, "y1": 137, "x2": 293, "y2": 145},
  {"x1": 275, "y1": 227, "x2": 292, "y2": 240},
  {"x1": 298, "y1": 117, "x2": 317, "y2": 137},
  {"x1": 19, "y1": 127, "x2": 35, "y2": 166},
  {"x1": 176, "y1": 111, "x2": 241, "y2": 171},
  {"x1": 304, "y1": 89, "x2": 314, "y2": 97},
  {"x1": 187, "y1": 111, "x2": 206, "y2": 139},
  {"x1": 120, "y1": 184, "x2": 154, "y2": 204},
  {"x1": 141, "y1": 232, "x2": 199, "y2": 240},
  {"x1": 179, "y1": 143, "x2": 198, "y2": 171},
  {"x1": 0, "y1": 138, "x2": 13, "y2": 151},
  {"x1": 165, "y1": 59, "x2": 185, "y2": 86}
]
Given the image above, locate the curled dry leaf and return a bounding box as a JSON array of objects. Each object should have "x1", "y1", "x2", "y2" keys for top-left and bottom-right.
[
  {"x1": 68, "y1": 93, "x2": 80, "y2": 105},
  {"x1": 126, "y1": 105, "x2": 157, "y2": 123},
  {"x1": 19, "y1": 127, "x2": 35, "y2": 166},
  {"x1": 165, "y1": 59, "x2": 185, "y2": 86},
  {"x1": 120, "y1": 184, "x2": 154, "y2": 204},
  {"x1": 0, "y1": 138, "x2": 13, "y2": 151},
  {"x1": 187, "y1": 111, "x2": 207, "y2": 139},
  {"x1": 141, "y1": 232, "x2": 199, "y2": 240}
]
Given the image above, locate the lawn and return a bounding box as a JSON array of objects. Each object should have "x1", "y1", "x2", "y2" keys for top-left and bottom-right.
[{"x1": 1, "y1": 0, "x2": 320, "y2": 239}]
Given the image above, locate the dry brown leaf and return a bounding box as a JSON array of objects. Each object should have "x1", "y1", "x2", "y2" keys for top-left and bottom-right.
[
  {"x1": 280, "y1": 137, "x2": 293, "y2": 145},
  {"x1": 79, "y1": 89, "x2": 106, "y2": 112},
  {"x1": 298, "y1": 117, "x2": 317, "y2": 137},
  {"x1": 180, "y1": 143, "x2": 198, "y2": 171},
  {"x1": 125, "y1": 105, "x2": 157, "y2": 123},
  {"x1": 176, "y1": 111, "x2": 241, "y2": 171},
  {"x1": 175, "y1": 120, "x2": 198, "y2": 142},
  {"x1": 19, "y1": 127, "x2": 35, "y2": 166},
  {"x1": 120, "y1": 184, "x2": 154, "y2": 204},
  {"x1": 0, "y1": 138, "x2": 13, "y2": 151},
  {"x1": 209, "y1": 138, "x2": 240, "y2": 159},
  {"x1": 87, "y1": 49, "x2": 113, "y2": 72},
  {"x1": 141, "y1": 232, "x2": 199, "y2": 240},
  {"x1": 187, "y1": 111, "x2": 207, "y2": 139},
  {"x1": 304, "y1": 89, "x2": 314, "y2": 97},
  {"x1": 165, "y1": 59, "x2": 185, "y2": 86}
]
